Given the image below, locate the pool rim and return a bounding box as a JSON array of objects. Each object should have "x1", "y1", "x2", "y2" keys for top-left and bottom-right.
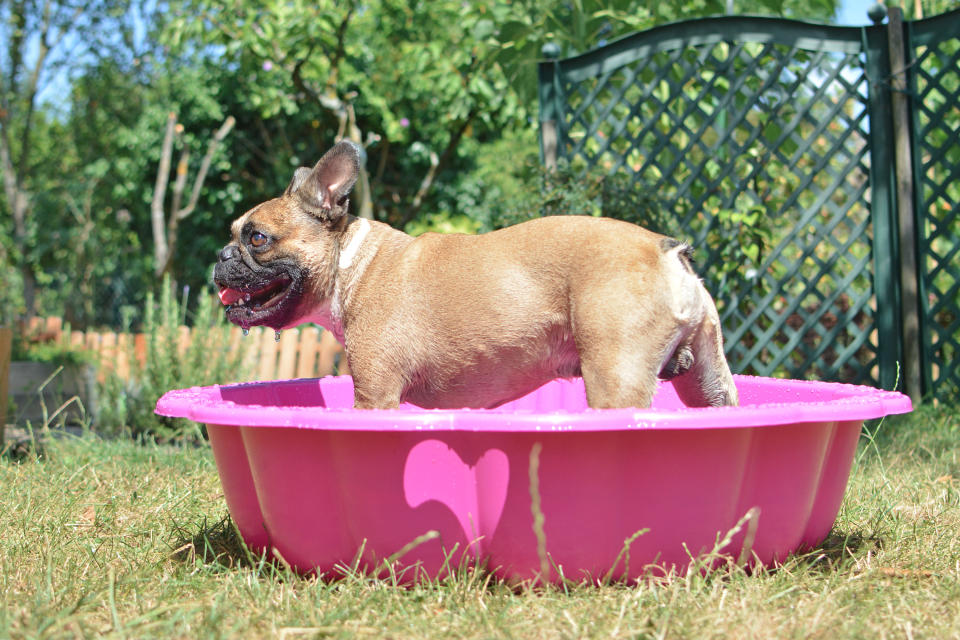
[{"x1": 154, "y1": 374, "x2": 913, "y2": 433}]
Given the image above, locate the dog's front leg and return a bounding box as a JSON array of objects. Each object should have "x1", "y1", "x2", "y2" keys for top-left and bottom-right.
[
  {"x1": 349, "y1": 362, "x2": 405, "y2": 409},
  {"x1": 353, "y1": 380, "x2": 400, "y2": 409}
]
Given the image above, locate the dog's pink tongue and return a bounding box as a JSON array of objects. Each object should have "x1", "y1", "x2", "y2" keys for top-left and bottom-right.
[{"x1": 218, "y1": 287, "x2": 243, "y2": 306}]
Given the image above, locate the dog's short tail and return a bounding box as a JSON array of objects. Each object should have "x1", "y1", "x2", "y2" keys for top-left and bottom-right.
[{"x1": 659, "y1": 237, "x2": 696, "y2": 274}]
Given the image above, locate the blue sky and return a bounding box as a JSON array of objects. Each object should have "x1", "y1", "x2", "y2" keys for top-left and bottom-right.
[{"x1": 834, "y1": 0, "x2": 878, "y2": 25}]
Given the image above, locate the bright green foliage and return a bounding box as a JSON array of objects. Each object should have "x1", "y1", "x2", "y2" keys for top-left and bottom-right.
[
  {"x1": 74, "y1": 68, "x2": 240, "y2": 323},
  {"x1": 468, "y1": 0, "x2": 839, "y2": 107},
  {"x1": 4, "y1": 0, "x2": 853, "y2": 327},
  {"x1": 906, "y1": 0, "x2": 960, "y2": 18},
  {"x1": 0, "y1": 0, "x2": 134, "y2": 323},
  {"x1": 706, "y1": 207, "x2": 774, "y2": 301},
  {"x1": 425, "y1": 128, "x2": 672, "y2": 236},
  {"x1": 163, "y1": 0, "x2": 530, "y2": 227}
]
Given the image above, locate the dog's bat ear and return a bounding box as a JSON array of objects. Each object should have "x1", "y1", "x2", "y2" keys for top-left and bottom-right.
[
  {"x1": 295, "y1": 140, "x2": 362, "y2": 223},
  {"x1": 284, "y1": 167, "x2": 313, "y2": 196}
]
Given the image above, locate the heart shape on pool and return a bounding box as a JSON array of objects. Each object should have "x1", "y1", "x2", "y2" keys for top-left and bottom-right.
[{"x1": 403, "y1": 440, "x2": 509, "y2": 545}]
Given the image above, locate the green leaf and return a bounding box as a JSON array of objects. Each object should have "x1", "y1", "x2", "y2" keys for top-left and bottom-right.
[{"x1": 497, "y1": 20, "x2": 533, "y2": 44}]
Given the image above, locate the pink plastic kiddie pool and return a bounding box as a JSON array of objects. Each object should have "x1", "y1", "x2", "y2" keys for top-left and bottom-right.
[{"x1": 156, "y1": 375, "x2": 911, "y2": 583}]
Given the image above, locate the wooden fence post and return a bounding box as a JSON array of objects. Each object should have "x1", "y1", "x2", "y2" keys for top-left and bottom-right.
[
  {"x1": 13, "y1": 319, "x2": 350, "y2": 388},
  {"x1": 275, "y1": 330, "x2": 299, "y2": 379},
  {"x1": 296, "y1": 327, "x2": 321, "y2": 379},
  {"x1": 886, "y1": 6, "x2": 923, "y2": 404}
]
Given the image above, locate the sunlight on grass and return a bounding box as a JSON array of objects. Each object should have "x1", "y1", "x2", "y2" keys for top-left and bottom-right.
[{"x1": 1, "y1": 408, "x2": 958, "y2": 638}]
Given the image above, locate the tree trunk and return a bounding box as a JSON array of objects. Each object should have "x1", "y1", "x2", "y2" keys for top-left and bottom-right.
[
  {"x1": 0, "y1": 141, "x2": 38, "y2": 317},
  {"x1": 151, "y1": 113, "x2": 235, "y2": 277}
]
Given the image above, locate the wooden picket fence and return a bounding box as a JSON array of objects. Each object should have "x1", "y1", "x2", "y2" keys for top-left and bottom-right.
[{"x1": 21, "y1": 316, "x2": 350, "y2": 383}]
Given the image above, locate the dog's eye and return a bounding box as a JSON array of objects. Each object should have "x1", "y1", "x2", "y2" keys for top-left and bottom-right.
[{"x1": 250, "y1": 231, "x2": 268, "y2": 248}]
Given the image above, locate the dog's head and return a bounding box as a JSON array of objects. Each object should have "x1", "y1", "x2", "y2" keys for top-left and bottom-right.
[{"x1": 213, "y1": 140, "x2": 361, "y2": 330}]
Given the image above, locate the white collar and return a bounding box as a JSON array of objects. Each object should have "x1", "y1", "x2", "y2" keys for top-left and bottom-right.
[{"x1": 338, "y1": 218, "x2": 371, "y2": 270}]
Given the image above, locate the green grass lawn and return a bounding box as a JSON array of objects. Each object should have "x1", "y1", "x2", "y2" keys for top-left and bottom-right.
[{"x1": 1, "y1": 407, "x2": 958, "y2": 639}]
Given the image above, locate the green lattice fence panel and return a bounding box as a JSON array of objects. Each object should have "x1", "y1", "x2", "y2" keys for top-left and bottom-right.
[
  {"x1": 910, "y1": 10, "x2": 960, "y2": 402},
  {"x1": 540, "y1": 17, "x2": 885, "y2": 385}
]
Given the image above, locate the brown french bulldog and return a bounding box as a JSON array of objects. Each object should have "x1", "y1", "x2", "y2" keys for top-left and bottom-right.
[{"x1": 213, "y1": 140, "x2": 738, "y2": 410}]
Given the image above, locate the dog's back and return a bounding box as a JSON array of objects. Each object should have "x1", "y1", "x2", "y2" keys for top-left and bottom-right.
[{"x1": 349, "y1": 216, "x2": 737, "y2": 409}]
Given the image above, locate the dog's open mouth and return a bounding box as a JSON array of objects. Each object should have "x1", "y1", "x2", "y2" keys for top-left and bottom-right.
[{"x1": 218, "y1": 274, "x2": 295, "y2": 328}]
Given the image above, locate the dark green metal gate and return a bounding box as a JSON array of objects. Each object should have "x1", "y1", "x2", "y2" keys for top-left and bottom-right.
[
  {"x1": 909, "y1": 10, "x2": 960, "y2": 402},
  {"x1": 538, "y1": 8, "x2": 960, "y2": 402}
]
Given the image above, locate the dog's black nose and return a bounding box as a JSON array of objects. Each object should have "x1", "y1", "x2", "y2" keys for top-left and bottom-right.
[{"x1": 218, "y1": 245, "x2": 240, "y2": 262}]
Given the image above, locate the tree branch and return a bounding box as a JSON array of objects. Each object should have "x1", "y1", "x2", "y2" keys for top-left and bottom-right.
[
  {"x1": 170, "y1": 147, "x2": 190, "y2": 220},
  {"x1": 176, "y1": 115, "x2": 235, "y2": 220},
  {"x1": 4, "y1": 1, "x2": 26, "y2": 108},
  {"x1": 158, "y1": 114, "x2": 236, "y2": 276},
  {"x1": 0, "y1": 131, "x2": 18, "y2": 217},
  {"x1": 16, "y1": 0, "x2": 54, "y2": 191},
  {"x1": 406, "y1": 108, "x2": 480, "y2": 220},
  {"x1": 410, "y1": 150, "x2": 440, "y2": 213},
  {"x1": 327, "y1": 6, "x2": 355, "y2": 91},
  {"x1": 151, "y1": 112, "x2": 177, "y2": 275}
]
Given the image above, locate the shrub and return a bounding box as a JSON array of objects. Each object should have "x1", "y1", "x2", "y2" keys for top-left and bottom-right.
[
  {"x1": 17, "y1": 339, "x2": 97, "y2": 369},
  {"x1": 434, "y1": 133, "x2": 672, "y2": 236},
  {"x1": 96, "y1": 277, "x2": 251, "y2": 442}
]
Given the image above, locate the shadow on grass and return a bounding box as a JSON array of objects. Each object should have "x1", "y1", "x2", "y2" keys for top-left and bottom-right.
[
  {"x1": 170, "y1": 515, "x2": 886, "y2": 591},
  {"x1": 169, "y1": 517, "x2": 495, "y2": 587},
  {"x1": 1, "y1": 425, "x2": 84, "y2": 462},
  {"x1": 2, "y1": 436, "x2": 46, "y2": 462},
  {"x1": 170, "y1": 515, "x2": 266, "y2": 573},
  {"x1": 796, "y1": 529, "x2": 884, "y2": 572}
]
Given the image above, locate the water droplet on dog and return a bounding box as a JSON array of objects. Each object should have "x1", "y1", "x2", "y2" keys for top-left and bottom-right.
[
  {"x1": 274, "y1": 330, "x2": 281, "y2": 342},
  {"x1": 242, "y1": 328, "x2": 249, "y2": 337}
]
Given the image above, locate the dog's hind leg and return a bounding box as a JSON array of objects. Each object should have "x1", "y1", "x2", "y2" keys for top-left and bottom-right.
[
  {"x1": 579, "y1": 349, "x2": 660, "y2": 409},
  {"x1": 575, "y1": 312, "x2": 676, "y2": 409}
]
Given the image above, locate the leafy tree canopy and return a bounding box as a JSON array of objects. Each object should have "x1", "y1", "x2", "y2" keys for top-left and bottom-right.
[{"x1": 2, "y1": 0, "x2": 850, "y2": 327}]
